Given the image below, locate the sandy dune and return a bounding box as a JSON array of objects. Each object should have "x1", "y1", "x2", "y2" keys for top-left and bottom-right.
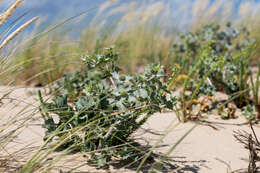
[{"x1": 0, "y1": 86, "x2": 259, "y2": 173}]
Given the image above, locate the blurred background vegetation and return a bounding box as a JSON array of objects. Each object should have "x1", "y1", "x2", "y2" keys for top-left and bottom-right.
[{"x1": 0, "y1": 0, "x2": 260, "y2": 86}]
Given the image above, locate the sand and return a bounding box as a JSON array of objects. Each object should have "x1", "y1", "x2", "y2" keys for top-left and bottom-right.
[{"x1": 0, "y1": 86, "x2": 259, "y2": 173}]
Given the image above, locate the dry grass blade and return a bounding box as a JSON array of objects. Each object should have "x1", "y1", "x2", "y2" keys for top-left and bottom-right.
[
  {"x1": 0, "y1": 0, "x2": 23, "y2": 27},
  {"x1": 233, "y1": 123, "x2": 260, "y2": 173},
  {"x1": 0, "y1": 16, "x2": 38, "y2": 50}
]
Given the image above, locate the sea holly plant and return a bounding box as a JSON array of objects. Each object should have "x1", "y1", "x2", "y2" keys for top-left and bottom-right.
[
  {"x1": 38, "y1": 47, "x2": 176, "y2": 167},
  {"x1": 196, "y1": 41, "x2": 256, "y2": 108},
  {"x1": 169, "y1": 23, "x2": 255, "y2": 89},
  {"x1": 169, "y1": 23, "x2": 254, "y2": 70},
  {"x1": 168, "y1": 23, "x2": 257, "y2": 121}
]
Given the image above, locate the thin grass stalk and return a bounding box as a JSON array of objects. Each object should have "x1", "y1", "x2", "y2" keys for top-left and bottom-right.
[
  {"x1": 0, "y1": 0, "x2": 23, "y2": 27},
  {"x1": 0, "y1": 16, "x2": 38, "y2": 50},
  {"x1": 0, "y1": 10, "x2": 31, "y2": 43},
  {"x1": 180, "y1": 45, "x2": 212, "y2": 121},
  {"x1": 256, "y1": 65, "x2": 260, "y2": 105},
  {"x1": 252, "y1": 64, "x2": 260, "y2": 104}
]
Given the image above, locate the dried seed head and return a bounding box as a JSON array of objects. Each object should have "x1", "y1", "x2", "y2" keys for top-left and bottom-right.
[
  {"x1": 0, "y1": 0, "x2": 23, "y2": 27},
  {"x1": 0, "y1": 16, "x2": 38, "y2": 50}
]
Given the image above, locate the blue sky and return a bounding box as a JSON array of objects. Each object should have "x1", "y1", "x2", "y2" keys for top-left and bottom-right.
[
  {"x1": 0, "y1": 0, "x2": 257, "y2": 20},
  {"x1": 1, "y1": 0, "x2": 259, "y2": 19},
  {"x1": 0, "y1": 0, "x2": 260, "y2": 32}
]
